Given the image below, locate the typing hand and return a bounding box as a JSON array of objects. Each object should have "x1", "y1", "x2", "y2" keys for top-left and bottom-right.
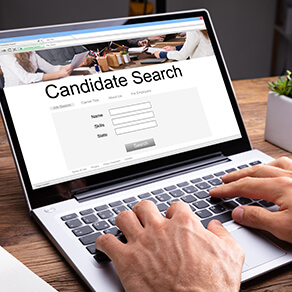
[
  {"x1": 210, "y1": 157, "x2": 292, "y2": 244},
  {"x1": 163, "y1": 45, "x2": 176, "y2": 51},
  {"x1": 95, "y1": 200, "x2": 244, "y2": 292},
  {"x1": 151, "y1": 51, "x2": 161, "y2": 58}
]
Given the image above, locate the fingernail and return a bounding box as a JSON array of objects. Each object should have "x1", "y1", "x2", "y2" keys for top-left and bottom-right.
[{"x1": 233, "y1": 207, "x2": 244, "y2": 223}]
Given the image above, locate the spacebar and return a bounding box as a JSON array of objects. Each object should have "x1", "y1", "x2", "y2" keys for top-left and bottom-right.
[{"x1": 201, "y1": 211, "x2": 232, "y2": 228}]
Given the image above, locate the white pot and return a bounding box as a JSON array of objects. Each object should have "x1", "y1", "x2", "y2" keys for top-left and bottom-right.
[
  {"x1": 122, "y1": 54, "x2": 131, "y2": 64},
  {"x1": 264, "y1": 91, "x2": 292, "y2": 152}
]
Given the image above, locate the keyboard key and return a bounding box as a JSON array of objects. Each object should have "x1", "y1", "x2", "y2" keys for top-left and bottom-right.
[
  {"x1": 72, "y1": 226, "x2": 93, "y2": 237},
  {"x1": 86, "y1": 244, "x2": 97, "y2": 254},
  {"x1": 156, "y1": 193, "x2": 171, "y2": 202},
  {"x1": 97, "y1": 210, "x2": 114, "y2": 219},
  {"x1": 214, "y1": 171, "x2": 226, "y2": 177},
  {"x1": 195, "y1": 181, "x2": 211, "y2": 190},
  {"x1": 109, "y1": 201, "x2": 123, "y2": 207},
  {"x1": 195, "y1": 209, "x2": 212, "y2": 219},
  {"x1": 138, "y1": 193, "x2": 151, "y2": 199},
  {"x1": 127, "y1": 201, "x2": 139, "y2": 210},
  {"x1": 202, "y1": 174, "x2": 214, "y2": 180},
  {"x1": 157, "y1": 202, "x2": 168, "y2": 212},
  {"x1": 108, "y1": 217, "x2": 116, "y2": 226},
  {"x1": 151, "y1": 189, "x2": 164, "y2": 195},
  {"x1": 65, "y1": 219, "x2": 82, "y2": 229},
  {"x1": 94, "y1": 205, "x2": 108, "y2": 212},
  {"x1": 206, "y1": 197, "x2": 222, "y2": 204},
  {"x1": 79, "y1": 209, "x2": 94, "y2": 216},
  {"x1": 209, "y1": 205, "x2": 226, "y2": 214},
  {"x1": 195, "y1": 191, "x2": 209, "y2": 199},
  {"x1": 193, "y1": 200, "x2": 209, "y2": 209},
  {"x1": 223, "y1": 201, "x2": 239, "y2": 210},
  {"x1": 249, "y1": 202, "x2": 261, "y2": 207},
  {"x1": 169, "y1": 189, "x2": 185, "y2": 197},
  {"x1": 259, "y1": 200, "x2": 275, "y2": 207},
  {"x1": 61, "y1": 213, "x2": 77, "y2": 221},
  {"x1": 94, "y1": 250, "x2": 111, "y2": 264},
  {"x1": 189, "y1": 205, "x2": 196, "y2": 212},
  {"x1": 104, "y1": 227, "x2": 120, "y2": 236},
  {"x1": 236, "y1": 197, "x2": 252, "y2": 205},
  {"x1": 82, "y1": 214, "x2": 98, "y2": 224},
  {"x1": 113, "y1": 205, "x2": 128, "y2": 214},
  {"x1": 93, "y1": 221, "x2": 110, "y2": 231},
  {"x1": 167, "y1": 198, "x2": 179, "y2": 205},
  {"x1": 182, "y1": 185, "x2": 197, "y2": 193},
  {"x1": 250, "y1": 160, "x2": 262, "y2": 166},
  {"x1": 201, "y1": 211, "x2": 232, "y2": 228},
  {"x1": 123, "y1": 197, "x2": 136, "y2": 203},
  {"x1": 225, "y1": 168, "x2": 236, "y2": 173},
  {"x1": 238, "y1": 164, "x2": 249, "y2": 169},
  {"x1": 164, "y1": 185, "x2": 177, "y2": 191},
  {"x1": 190, "y1": 178, "x2": 202, "y2": 184},
  {"x1": 80, "y1": 232, "x2": 102, "y2": 245},
  {"x1": 177, "y1": 181, "x2": 189, "y2": 187},
  {"x1": 181, "y1": 195, "x2": 196, "y2": 203},
  {"x1": 143, "y1": 197, "x2": 158, "y2": 204},
  {"x1": 208, "y1": 178, "x2": 222, "y2": 186}
]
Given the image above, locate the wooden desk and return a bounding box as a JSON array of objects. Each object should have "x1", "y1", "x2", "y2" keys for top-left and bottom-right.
[{"x1": 0, "y1": 77, "x2": 291, "y2": 291}]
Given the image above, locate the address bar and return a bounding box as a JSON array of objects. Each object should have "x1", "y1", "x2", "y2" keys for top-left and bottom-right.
[{"x1": 71, "y1": 22, "x2": 205, "y2": 42}]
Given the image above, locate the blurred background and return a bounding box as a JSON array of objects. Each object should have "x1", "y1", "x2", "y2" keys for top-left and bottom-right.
[{"x1": 0, "y1": 0, "x2": 291, "y2": 80}]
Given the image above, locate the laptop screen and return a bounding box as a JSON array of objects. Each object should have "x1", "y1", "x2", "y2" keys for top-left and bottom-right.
[{"x1": 0, "y1": 10, "x2": 250, "y2": 207}]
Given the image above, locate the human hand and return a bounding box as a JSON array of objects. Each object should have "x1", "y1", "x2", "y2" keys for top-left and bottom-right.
[
  {"x1": 151, "y1": 51, "x2": 161, "y2": 58},
  {"x1": 163, "y1": 45, "x2": 176, "y2": 51},
  {"x1": 138, "y1": 39, "x2": 150, "y2": 47},
  {"x1": 79, "y1": 56, "x2": 95, "y2": 67},
  {"x1": 209, "y1": 157, "x2": 292, "y2": 244},
  {"x1": 58, "y1": 65, "x2": 73, "y2": 78},
  {"x1": 95, "y1": 201, "x2": 244, "y2": 292}
]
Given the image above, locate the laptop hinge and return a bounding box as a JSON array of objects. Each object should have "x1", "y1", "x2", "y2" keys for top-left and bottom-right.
[{"x1": 73, "y1": 152, "x2": 230, "y2": 202}]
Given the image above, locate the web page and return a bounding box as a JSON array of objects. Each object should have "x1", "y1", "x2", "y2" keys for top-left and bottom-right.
[{"x1": 1, "y1": 17, "x2": 241, "y2": 189}]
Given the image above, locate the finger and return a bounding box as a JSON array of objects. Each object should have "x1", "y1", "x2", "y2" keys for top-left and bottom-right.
[
  {"x1": 115, "y1": 210, "x2": 143, "y2": 241},
  {"x1": 268, "y1": 157, "x2": 292, "y2": 171},
  {"x1": 221, "y1": 164, "x2": 292, "y2": 184},
  {"x1": 207, "y1": 220, "x2": 234, "y2": 241},
  {"x1": 166, "y1": 201, "x2": 194, "y2": 219},
  {"x1": 209, "y1": 176, "x2": 289, "y2": 203},
  {"x1": 95, "y1": 233, "x2": 125, "y2": 262},
  {"x1": 116, "y1": 211, "x2": 143, "y2": 241},
  {"x1": 232, "y1": 205, "x2": 278, "y2": 233},
  {"x1": 133, "y1": 200, "x2": 163, "y2": 227}
]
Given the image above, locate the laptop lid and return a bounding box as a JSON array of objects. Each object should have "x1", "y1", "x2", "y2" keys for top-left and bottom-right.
[{"x1": 0, "y1": 9, "x2": 251, "y2": 210}]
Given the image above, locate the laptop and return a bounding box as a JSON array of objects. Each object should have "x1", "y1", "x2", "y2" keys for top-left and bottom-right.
[{"x1": 0, "y1": 9, "x2": 291, "y2": 291}]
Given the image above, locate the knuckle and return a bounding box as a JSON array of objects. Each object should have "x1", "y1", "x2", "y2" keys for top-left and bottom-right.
[
  {"x1": 249, "y1": 164, "x2": 262, "y2": 174},
  {"x1": 277, "y1": 156, "x2": 290, "y2": 166},
  {"x1": 243, "y1": 206, "x2": 262, "y2": 224},
  {"x1": 177, "y1": 210, "x2": 195, "y2": 225},
  {"x1": 274, "y1": 176, "x2": 292, "y2": 186}
]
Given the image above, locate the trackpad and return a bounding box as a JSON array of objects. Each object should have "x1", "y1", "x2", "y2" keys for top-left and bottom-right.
[{"x1": 230, "y1": 227, "x2": 286, "y2": 272}]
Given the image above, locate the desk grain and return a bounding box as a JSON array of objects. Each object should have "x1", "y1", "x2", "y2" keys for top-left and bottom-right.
[{"x1": 0, "y1": 77, "x2": 291, "y2": 291}]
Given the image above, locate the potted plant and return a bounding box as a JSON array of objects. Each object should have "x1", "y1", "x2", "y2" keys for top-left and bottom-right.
[
  {"x1": 265, "y1": 70, "x2": 292, "y2": 151},
  {"x1": 120, "y1": 50, "x2": 131, "y2": 64}
]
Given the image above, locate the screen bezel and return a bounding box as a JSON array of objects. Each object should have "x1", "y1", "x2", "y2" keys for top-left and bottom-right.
[{"x1": 0, "y1": 9, "x2": 251, "y2": 209}]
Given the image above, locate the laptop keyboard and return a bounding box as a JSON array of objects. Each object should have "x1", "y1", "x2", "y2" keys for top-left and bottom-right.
[{"x1": 60, "y1": 160, "x2": 275, "y2": 264}]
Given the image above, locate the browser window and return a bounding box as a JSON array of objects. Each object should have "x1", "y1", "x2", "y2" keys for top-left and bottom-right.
[{"x1": 0, "y1": 17, "x2": 241, "y2": 189}]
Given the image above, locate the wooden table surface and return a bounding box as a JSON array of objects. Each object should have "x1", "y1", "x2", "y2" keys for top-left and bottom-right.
[{"x1": 0, "y1": 77, "x2": 291, "y2": 291}]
